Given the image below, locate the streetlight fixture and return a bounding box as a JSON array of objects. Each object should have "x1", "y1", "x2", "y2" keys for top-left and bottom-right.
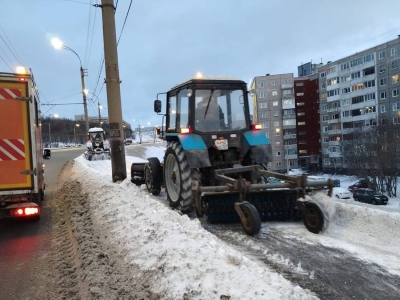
[
  {"x1": 51, "y1": 37, "x2": 89, "y2": 133},
  {"x1": 132, "y1": 119, "x2": 141, "y2": 144},
  {"x1": 74, "y1": 123, "x2": 80, "y2": 145}
]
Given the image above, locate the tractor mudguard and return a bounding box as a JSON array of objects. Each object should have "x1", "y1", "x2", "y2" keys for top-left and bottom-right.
[
  {"x1": 242, "y1": 131, "x2": 272, "y2": 163},
  {"x1": 166, "y1": 133, "x2": 211, "y2": 168}
]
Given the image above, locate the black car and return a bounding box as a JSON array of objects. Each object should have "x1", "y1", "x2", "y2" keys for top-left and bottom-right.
[{"x1": 353, "y1": 188, "x2": 388, "y2": 205}]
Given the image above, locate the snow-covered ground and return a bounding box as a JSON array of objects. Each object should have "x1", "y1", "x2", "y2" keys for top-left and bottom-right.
[{"x1": 60, "y1": 144, "x2": 400, "y2": 299}]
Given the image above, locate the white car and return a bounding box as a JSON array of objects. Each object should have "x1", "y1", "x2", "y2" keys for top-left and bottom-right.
[{"x1": 332, "y1": 187, "x2": 352, "y2": 199}]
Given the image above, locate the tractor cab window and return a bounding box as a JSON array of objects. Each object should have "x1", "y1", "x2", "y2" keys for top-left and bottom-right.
[
  {"x1": 167, "y1": 89, "x2": 189, "y2": 132},
  {"x1": 195, "y1": 89, "x2": 246, "y2": 132},
  {"x1": 91, "y1": 132, "x2": 104, "y2": 142},
  {"x1": 168, "y1": 95, "x2": 177, "y2": 131}
]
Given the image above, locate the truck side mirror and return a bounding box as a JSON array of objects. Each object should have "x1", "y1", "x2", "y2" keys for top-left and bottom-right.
[
  {"x1": 156, "y1": 126, "x2": 161, "y2": 135},
  {"x1": 154, "y1": 100, "x2": 162, "y2": 113}
]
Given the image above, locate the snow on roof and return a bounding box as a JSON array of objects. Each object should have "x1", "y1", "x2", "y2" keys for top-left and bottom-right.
[{"x1": 88, "y1": 127, "x2": 105, "y2": 133}]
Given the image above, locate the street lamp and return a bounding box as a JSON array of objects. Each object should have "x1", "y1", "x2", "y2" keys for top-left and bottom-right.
[
  {"x1": 51, "y1": 37, "x2": 89, "y2": 133},
  {"x1": 132, "y1": 119, "x2": 141, "y2": 144},
  {"x1": 74, "y1": 123, "x2": 80, "y2": 145}
]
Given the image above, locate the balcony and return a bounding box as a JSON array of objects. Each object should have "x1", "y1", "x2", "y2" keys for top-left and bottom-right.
[
  {"x1": 328, "y1": 129, "x2": 341, "y2": 134},
  {"x1": 329, "y1": 152, "x2": 342, "y2": 158},
  {"x1": 329, "y1": 141, "x2": 341, "y2": 146},
  {"x1": 327, "y1": 107, "x2": 339, "y2": 112},
  {"x1": 284, "y1": 134, "x2": 296, "y2": 139},
  {"x1": 285, "y1": 154, "x2": 298, "y2": 160},
  {"x1": 281, "y1": 83, "x2": 293, "y2": 89},
  {"x1": 286, "y1": 144, "x2": 297, "y2": 149},
  {"x1": 283, "y1": 114, "x2": 296, "y2": 119},
  {"x1": 327, "y1": 119, "x2": 339, "y2": 124}
]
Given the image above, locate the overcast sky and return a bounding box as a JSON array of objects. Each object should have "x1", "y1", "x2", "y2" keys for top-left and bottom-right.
[{"x1": 1, "y1": 0, "x2": 400, "y2": 129}]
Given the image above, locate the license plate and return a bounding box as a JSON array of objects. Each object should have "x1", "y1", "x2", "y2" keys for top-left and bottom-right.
[{"x1": 215, "y1": 139, "x2": 228, "y2": 150}]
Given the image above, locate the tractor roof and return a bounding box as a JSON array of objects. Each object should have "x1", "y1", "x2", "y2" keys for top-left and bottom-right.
[
  {"x1": 88, "y1": 127, "x2": 104, "y2": 133},
  {"x1": 170, "y1": 76, "x2": 246, "y2": 91}
]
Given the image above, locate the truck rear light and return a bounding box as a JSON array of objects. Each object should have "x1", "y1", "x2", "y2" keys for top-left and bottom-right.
[
  {"x1": 251, "y1": 124, "x2": 263, "y2": 130},
  {"x1": 10, "y1": 207, "x2": 39, "y2": 217},
  {"x1": 180, "y1": 127, "x2": 193, "y2": 134}
]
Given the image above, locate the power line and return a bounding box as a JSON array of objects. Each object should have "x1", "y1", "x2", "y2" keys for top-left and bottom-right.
[
  {"x1": 0, "y1": 54, "x2": 13, "y2": 72},
  {"x1": 59, "y1": 0, "x2": 92, "y2": 5},
  {"x1": 0, "y1": 25, "x2": 24, "y2": 66},
  {"x1": 83, "y1": 0, "x2": 94, "y2": 66},
  {"x1": 0, "y1": 33, "x2": 23, "y2": 66},
  {"x1": 117, "y1": 0, "x2": 132, "y2": 46}
]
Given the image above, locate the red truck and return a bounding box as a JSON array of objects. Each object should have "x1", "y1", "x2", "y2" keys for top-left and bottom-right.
[{"x1": 0, "y1": 69, "x2": 48, "y2": 221}]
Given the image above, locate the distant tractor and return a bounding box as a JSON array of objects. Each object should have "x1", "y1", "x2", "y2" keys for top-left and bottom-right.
[
  {"x1": 84, "y1": 127, "x2": 111, "y2": 161},
  {"x1": 131, "y1": 75, "x2": 333, "y2": 235}
]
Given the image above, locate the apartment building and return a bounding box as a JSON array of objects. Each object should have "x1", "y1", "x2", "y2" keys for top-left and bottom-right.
[
  {"x1": 318, "y1": 37, "x2": 400, "y2": 172},
  {"x1": 293, "y1": 73, "x2": 321, "y2": 171},
  {"x1": 251, "y1": 73, "x2": 296, "y2": 172}
]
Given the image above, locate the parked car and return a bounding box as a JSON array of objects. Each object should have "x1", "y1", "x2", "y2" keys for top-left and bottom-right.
[
  {"x1": 348, "y1": 179, "x2": 373, "y2": 192},
  {"x1": 125, "y1": 138, "x2": 133, "y2": 145},
  {"x1": 332, "y1": 187, "x2": 351, "y2": 199},
  {"x1": 43, "y1": 148, "x2": 51, "y2": 159},
  {"x1": 353, "y1": 188, "x2": 388, "y2": 205}
]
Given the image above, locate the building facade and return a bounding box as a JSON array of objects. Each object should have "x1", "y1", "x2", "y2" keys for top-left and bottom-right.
[
  {"x1": 318, "y1": 37, "x2": 400, "y2": 172},
  {"x1": 252, "y1": 73, "x2": 296, "y2": 172}
]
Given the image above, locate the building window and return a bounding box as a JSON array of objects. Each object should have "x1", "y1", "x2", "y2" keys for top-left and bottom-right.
[
  {"x1": 323, "y1": 137, "x2": 329, "y2": 143},
  {"x1": 322, "y1": 126, "x2": 328, "y2": 133},
  {"x1": 342, "y1": 110, "x2": 351, "y2": 117},
  {"x1": 392, "y1": 103, "x2": 400, "y2": 111},
  {"x1": 351, "y1": 71, "x2": 361, "y2": 79},
  {"x1": 259, "y1": 81, "x2": 266, "y2": 88},
  {"x1": 297, "y1": 112, "x2": 305, "y2": 116},
  {"x1": 342, "y1": 87, "x2": 351, "y2": 94},
  {"x1": 341, "y1": 62, "x2": 350, "y2": 70},
  {"x1": 322, "y1": 104, "x2": 328, "y2": 111},
  {"x1": 391, "y1": 47, "x2": 398, "y2": 56},
  {"x1": 276, "y1": 151, "x2": 281, "y2": 156},
  {"x1": 393, "y1": 89, "x2": 399, "y2": 98},
  {"x1": 327, "y1": 89, "x2": 340, "y2": 97},
  {"x1": 392, "y1": 75, "x2": 399, "y2": 84},
  {"x1": 321, "y1": 92, "x2": 327, "y2": 100},
  {"x1": 283, "y1": 79, "x2": 291, "y2": 84},
  {"x1": 282, "y1": 98, "x2": 294, "y2": 105},
  {"x1": 380, "y1": 105, "x2": 386, "y2": 113},
  {"x1": 265, "y1": 132, "x2": 269, "y2": 138},
  {"x1": 327, "y1": 77, "x2": 339, "y2": 86},
  {"x1": 321, "y1": 82, "x2": 326, "y2": 89},
  {"x1": 364, "y1": 93, "x2": 375, "y2": 101},
  {"x1": 380, "y1": 91, "x2": 387, "y2": 99},
  {"x1": 380, "y1": 78, "x2": 386, "y2": 86},
  {"x1": 262, "y1": 122, "x2": 269, "y2": 128},
  {"x1": 299, "y1": 150, "x2": 307, "y2": 154},
  {"x1": 272, "y1": 91, "x2": 278, "y2": 96},
  {"x1": 298, "y1": 121, "x2": 305, "y2": 125},
  {"x1": 276, "y1": 161, "x2": 282, "y2": 166},
  {"x1": 273, "y1": 101, "x2": 278, "y2": 106},
  {"x1": 273, "y1": 111, "x2": 279, "y2": 117},
  {"x1": 259, "y1": 102, "x2": 267, "y2": 108},
  {"x1": 320, "y1": 72, "x2": 326, "y2": 78},
  {"x1": 297, "y1": 102, "x2": 305, "y2": 106},
  {"x1": 283, "y1": 89, "x2": 292, "y2": 95},
  {"x1": 363, "y1": 80, "x2": 375, "y2": 89},
  {"x1": 259, "y1": 92, "x2": 267, "y2": 98},
  {"x1": 352, "y1": 83, "x2": 363, "y2": 92},
  {"x1": 260, "y1": 112, "x2": 269, "y2": 118},
  {"x1": 270, "y1": 80, "x2": 276, "y2": 86},
  {"x1": 274, "y1": 121, "x2": 279, "y2": 127},
  {"x1": 393, "y1": 117, "x2": 399, "y2": 124},
  {"x1": 392, "y1": 61, "x2": 398, "y2": 70},
  {"x1": 275, "y1": 141, "x2": 281, "y2": 146},
  {"x1": 341, "y1": 98, "x2": 351, "y2": 106},
  {"x1": 379, "y1": 51, "x2": 385, "y2": 59},
  {"x1": 274, "y1": 130, "x2": 280, "y2": 136},
  {"x1": 380, "y1": 65, "x2": 386, "y2": 73},
  {"x1": 296, "y1": 82, "x2": 304, "y2": 87},
  {"x1": 296, "y1": 92, "x2": 304, "y2": 96},
  {"x1": 322, "y1": 115, "x2": 329, "y2": 121}
]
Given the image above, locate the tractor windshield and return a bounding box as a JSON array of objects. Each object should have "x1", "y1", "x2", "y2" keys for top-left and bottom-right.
[{"x1": 194, "y1": 89, "x2": 247, "y2": 132}]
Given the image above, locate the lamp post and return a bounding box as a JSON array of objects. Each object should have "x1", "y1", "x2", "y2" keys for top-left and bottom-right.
[
  {"x1": 51, "y1": 37, "x2": 89, "y2": 132},
  {"x1": 132, "y1": 119, "x2": 141, "y2": 144},
  {"x1": 74, "y1": 124, "x2": 80, "y2": 145}
]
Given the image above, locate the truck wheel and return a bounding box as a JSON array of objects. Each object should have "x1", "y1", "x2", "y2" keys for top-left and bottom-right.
[
  {"x1": 144, "y1": 157, "x2": 162, "y2": 195},
  {"x1": 239, "y1": 203, "x2": 261, "y2": 236},
  {"x1": 164, "y1": 142, "x2": 193, "y2": 212},
  {"x1": 302, "y1": 202, "x2": 324, "y2": 234}
]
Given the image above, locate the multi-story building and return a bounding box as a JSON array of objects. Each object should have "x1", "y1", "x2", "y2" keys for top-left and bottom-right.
[
  {"x1": 251, "y1": 73, "x2": 295, "y2": 172},
  {"x1": 294, "y1": 73, "x2": 321, "y2": 171},
  {"x1": 318, "y1": 37, "x2": 400, "y2": 172}
]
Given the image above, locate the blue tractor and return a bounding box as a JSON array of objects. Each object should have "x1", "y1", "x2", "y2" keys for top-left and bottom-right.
[{"x1": 131, "y1": 76, "x2": 333, "y2": 235}]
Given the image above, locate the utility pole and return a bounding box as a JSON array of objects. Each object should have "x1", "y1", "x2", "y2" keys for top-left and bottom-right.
[
  {"x1": 80, "y1": 67, "x2": 89, "y2": 132},
  {"x1": 99, "y1": 0, "x2": 126, "y2": 181},
  {"x1": 98, "y1": 102, "x2": 101, "y2": 127}
]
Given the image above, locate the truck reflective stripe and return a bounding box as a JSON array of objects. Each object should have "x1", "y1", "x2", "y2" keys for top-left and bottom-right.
[
  {"x1": 0, "y1": 88, "x2": 21, "y2": 100},
  {"x1": 0, "y1": 139, "x2": 25, "y2": 160}
]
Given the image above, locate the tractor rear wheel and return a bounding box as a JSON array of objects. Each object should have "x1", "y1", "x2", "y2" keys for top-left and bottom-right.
[
  {"x1": 302, "y1": 202, "x2": 324, "y2": 234},
  {"x1": 164, "y1": 142, "x2": 193, "y2": 212},
  {"x1": 239, "y1": 203, "x2": 261, "y2": 235},
  {"x1": 144, "y1": 157, "x2": 162, "y2": 195}
]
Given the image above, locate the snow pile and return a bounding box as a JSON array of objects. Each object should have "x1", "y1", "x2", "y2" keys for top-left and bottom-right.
[{"x1": 69, "y1": 155, "x2": 318, "y2": 300}]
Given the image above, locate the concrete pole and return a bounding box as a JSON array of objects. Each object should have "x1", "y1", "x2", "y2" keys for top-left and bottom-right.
[
  {"x1": 98, "y1": 102, "x2": 101, "y2": 127},
  {"x1": 80, "y1": 67, "x2": 89, "y2": 132},
  {"x1": 100, "y1": 0, "x2": 126, "y2": 181}
]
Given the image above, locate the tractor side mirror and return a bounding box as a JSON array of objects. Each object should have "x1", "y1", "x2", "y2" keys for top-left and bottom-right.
[
  {"x1": 248, "y1": 89, "x2": 256, "y2": 97},
  {"x1": 154, "y1": 100, "x2": 162, "y2": 113},
  {"x1": 156, "y1": 126, "x2": 161, "y2": 135},
  {"x1": 43, "y1": 149, "x2": 51, "y2": 159}
]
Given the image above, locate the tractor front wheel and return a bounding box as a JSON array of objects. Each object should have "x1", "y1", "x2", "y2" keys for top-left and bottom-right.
[
  {"x1": 144, "y1": 157, "x2": 162, "y2": 195},
  {"x1": 302, "y1": 202, "x2": 324, "y2": 234},
  {"x1": 239, "y1": 203, "x2": 261, "y2": 236}
]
